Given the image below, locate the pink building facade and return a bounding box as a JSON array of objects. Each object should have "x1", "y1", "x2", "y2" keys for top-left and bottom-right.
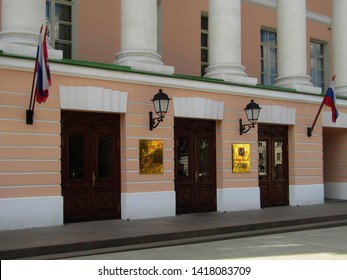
[{"x1": 0, "y1": 0, "x2": 347, "y2": 230}]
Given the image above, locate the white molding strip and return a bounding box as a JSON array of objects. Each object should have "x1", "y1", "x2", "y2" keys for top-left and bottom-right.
[
  {"x1": 59, "y1": 85, "x2": 128, "y2": 113},
  {"x1": 242, "y1": 0, "x2": 276, "y2": 9},
  {"x1": 243, "y1": 0, "x2": 331, "y2": 25},
  {"x1": 322, "y1": 111, "x2": 347, "y2": 128},
  {"x1": 2, "y1": 57, "x2": 346, "y2": 108},
  {"x1": 173, "y1": 97, "x2": 224, "y2": 120},
  {"x1": 258, "y1": 105, "x2": 296, "y2": 125},
  {"x1": 306, "y1": 11, "x2": 331, "y2": 25}
]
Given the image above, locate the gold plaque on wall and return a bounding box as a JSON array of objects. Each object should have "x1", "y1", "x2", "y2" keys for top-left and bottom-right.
[
  {"x1": 139, "y1": 140, "x2": 164, "y2": 174},
  {"x1": 232, "y1": 143, "x2": 251, "y2": 173}
]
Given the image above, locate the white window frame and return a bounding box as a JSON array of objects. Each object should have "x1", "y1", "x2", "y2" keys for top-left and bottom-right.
[
  {"x1": 261, "y1": 28, "x2": 277, "y2": 86},
  {"x1": 46, "y1": 0, "x2": 74, "y2": 59},
  {"x1": 310, "y1": 40, "x2": 328, "y2": 91},
  {"x1": 201, "y1": 14, "x2": 209, "y2": 77}
]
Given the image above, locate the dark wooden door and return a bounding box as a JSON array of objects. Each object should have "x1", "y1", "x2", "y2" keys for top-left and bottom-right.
[
  {"x1": 174, "y1": 119, "x2": 216, "y2": 214},
  {"x1": 258, "y1": 125, "x2": 289, "y2": 207},
  {"x1": 61, "y1": 111, "x2": 121, "y2": 223}
]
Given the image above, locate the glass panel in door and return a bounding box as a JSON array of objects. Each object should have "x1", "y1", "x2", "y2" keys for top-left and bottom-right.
[
  {"x1": 274, "y1": 141, "x2": 283, "y2": 179},
  {"x1": 177, "y1": 138, "x2": 189, "y2": 177},
  {"x1": 98, "y1": 135, "x2": 112, "y2": 179},
  {"x1": 258, "y1": 141, "x2": 267, "y2": 176},
  {"x1": 198, "y1": 138, "x2": 210, "y2": 179},
  {"x1": 69, "y1": 134, "x2": 84, "y2": 179}
]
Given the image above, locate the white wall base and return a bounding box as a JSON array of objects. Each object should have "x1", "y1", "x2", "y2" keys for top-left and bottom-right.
[
  {"x1": 324, "y1": 182, "x2": 347, "y2": 200},
  {"x1": 289, "y1": 184, "x2": 324, "y2": 206},
  {"x1": 121, "y1": 191, "x2": 176, "y2": 220},
  {"x1": 217, "y1": 187, "x2": 261, "y2": 212},
  {"x1": 0, "y1": 196, "x2": 63, "y2": 230}
]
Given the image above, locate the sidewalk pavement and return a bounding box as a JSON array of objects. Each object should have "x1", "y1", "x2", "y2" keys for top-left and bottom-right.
[{"x1": 1, "y1": 200, "x2": 347, "y2": 260}]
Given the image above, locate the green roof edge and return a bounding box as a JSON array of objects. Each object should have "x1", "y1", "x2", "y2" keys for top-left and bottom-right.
[{"x1": 2, "y1": 50, "x2": 347, "y2": 100}]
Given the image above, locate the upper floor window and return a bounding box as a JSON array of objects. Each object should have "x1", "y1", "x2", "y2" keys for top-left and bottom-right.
[
  {"x1": 46, "y1": 0, "x2": 73, "y2": 59},
  {"x1": 201, "y1": 15, "x2": 208, "y2": 77},
  {"x1": 310, "y1": 41, "x2": 325, "y2": 91},
  {"x1": 261, "y1": 29, "x2": 277, "y2": 86}
]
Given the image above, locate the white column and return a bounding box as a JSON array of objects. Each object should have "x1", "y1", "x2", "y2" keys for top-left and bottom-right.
[
  {"x1": 0, "y1": 0, "x2": 45, "y2": 46},
  {"x1": 0, "y1": 0, "x2": 62, "y2": 58},
  {"x1": 274, "y1": 0, "x2": 320, "y2": 94},
  {"x1": 115, "y1": 0, "x2": 174, "y2": 74},
  {"x1": 332, "y1": 0, "x2": 347, "y2": 96},
  {"x1": 204, "y1": 0, "x2": 257, "y2": 85}
]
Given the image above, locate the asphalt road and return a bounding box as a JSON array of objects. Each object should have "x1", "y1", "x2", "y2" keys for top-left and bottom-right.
[{"x1": 68, "y1": 225, "x2": 347, "y2": 260}]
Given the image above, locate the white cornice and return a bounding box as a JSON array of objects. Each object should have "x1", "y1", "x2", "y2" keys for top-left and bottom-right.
[{"x1": 1, "y1": 56, "x2": 346, "y2": 108}]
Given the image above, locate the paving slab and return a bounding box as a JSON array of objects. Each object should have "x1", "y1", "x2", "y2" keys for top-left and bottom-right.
[{"x1": 1, "y1": 201, "x2": 347, "y2": 259}]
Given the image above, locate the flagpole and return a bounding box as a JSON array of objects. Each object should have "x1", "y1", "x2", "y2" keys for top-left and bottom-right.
[
  {"x1": 307, "y1": 101, "x2": 324, "y2": 137},
  {"x1": 26, "y1": 25, "x2": 43, "y2": 125},
  {"x1": 307, "y1": 75, "x2": 336, "y2": 137}
]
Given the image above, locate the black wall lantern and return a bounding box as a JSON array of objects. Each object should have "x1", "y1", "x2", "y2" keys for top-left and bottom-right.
[
  {"x1": 239, "y1": 99, "x2": 262, "y2": 135},
  {"x1": 149, "y1": 89, "x2": 171, "y2": 130}
]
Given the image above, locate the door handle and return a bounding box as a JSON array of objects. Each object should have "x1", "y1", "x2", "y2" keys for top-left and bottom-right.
[
  {"x1": 195, "y1": 170, "x2": 199, "y2": 183},
  {"x1": 92, "y1": 172, "x2": 96, "y2": 187}
]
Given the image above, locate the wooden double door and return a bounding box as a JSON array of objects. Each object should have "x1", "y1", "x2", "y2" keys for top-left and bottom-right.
[
  {"x1": 61, "y1": 111, "x2": 121, "y2": 223},
  {"x1": 258, "y1": 125, "x2": 289, "y2": 208},
  {"x1": 174, "y1": 119, "x2": 216, "y2": 214}
]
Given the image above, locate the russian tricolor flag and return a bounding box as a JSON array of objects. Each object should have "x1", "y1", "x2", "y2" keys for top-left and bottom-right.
[
  {"x1": 35, "y1": 25, "x2": 51, "y2": 104},
  {"x1": 323, "y1": 80, "x2": 339, "y2": 123}
]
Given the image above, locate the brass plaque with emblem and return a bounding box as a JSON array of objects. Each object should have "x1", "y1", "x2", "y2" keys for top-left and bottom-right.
[{"x1": 232, "y1": 143, "x2": 251, "y2": 173}]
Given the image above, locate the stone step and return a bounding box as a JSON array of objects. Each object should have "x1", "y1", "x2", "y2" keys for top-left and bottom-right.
[{"x1": 9, "y1": 215, "x2": 347, "y2": 260}]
